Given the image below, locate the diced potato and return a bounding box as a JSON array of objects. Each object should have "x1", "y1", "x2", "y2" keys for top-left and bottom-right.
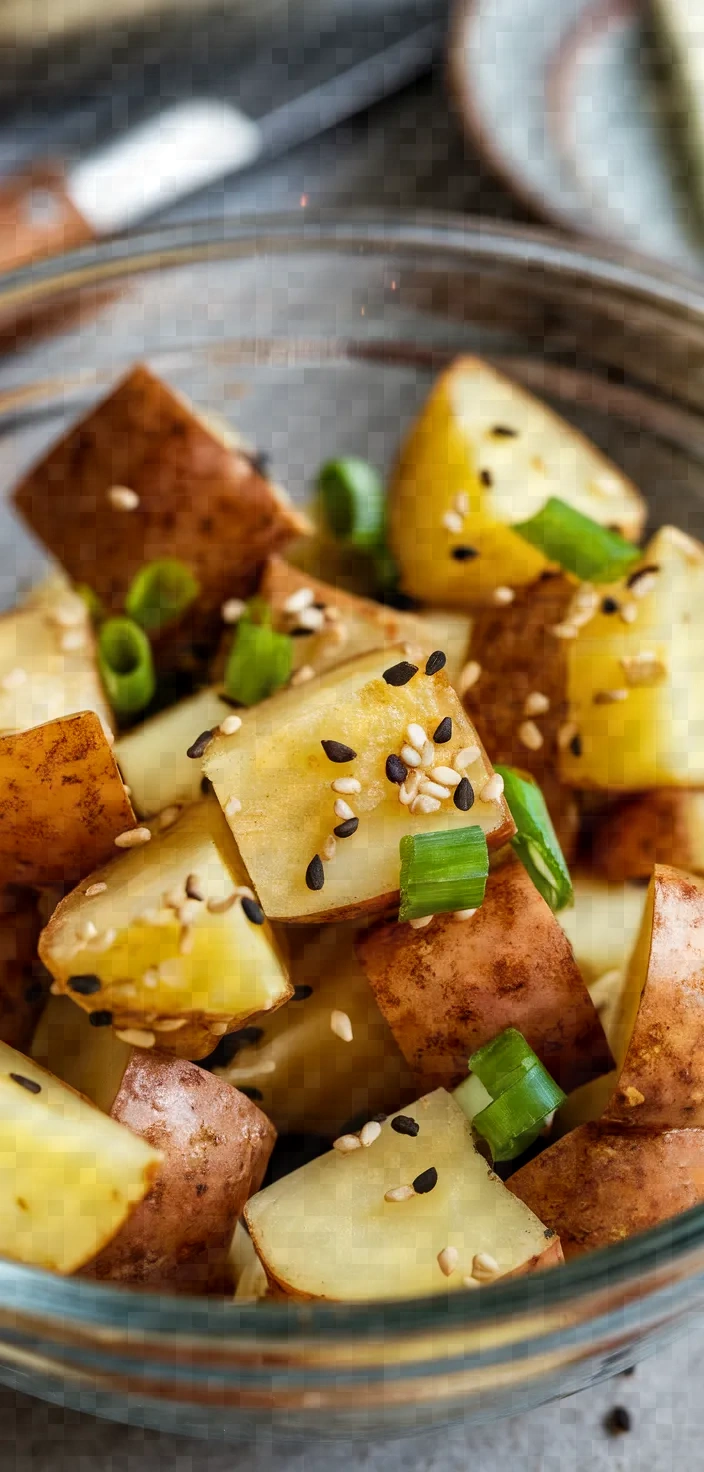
[
  {"x1": 230, "y1": 1222, "x2": 269, "y2": 1301},
  {"x1": 214, "y1": 922, "x2": 416, "y2": 1135},
  {"x1": 0, "y1": 1039, "x2": 160, "y2": 1274},
  {"x1": 245, "y1": 1088, "x2": 562, "y2": 1300},
  {"x1": 556, "y1": 871, "x2": 648, "y2": 983},
  {"x1": 12, "y1": 363, "x2": 310, "y2": 624},
  {"x1": 412, "y1": 609, "x2": 473, "y2": 691},
  {"x1": 115, "y1": 686, "x2": 232, "y2": 818},
  {"x1": 358, "y1": 859, "x2": 612, "y2": 1094},
  {"x1": 38, "y1": 800, "x2": 291, "y2": 1060},
  {"x1": 589, "y1": 789, "x2": 704, "y2": 881},
  {"x1": 388, "y1": 357, "x2": 644, "y2": 608},
  {"x1": 31, "y1": 993, "x2": 133, "y2": 1112},
  {"x1": 203, "y1": 647, "x2": 514, "y2": 923},
  {"x1": 0, "y1": 710, "x2": 136, "y2": 888},
  {"x1": 0, "y1": 584, "x2": 111, "y2": 738}
]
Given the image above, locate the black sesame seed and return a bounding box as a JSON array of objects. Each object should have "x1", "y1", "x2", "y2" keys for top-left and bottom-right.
[
  {"x1": 454, "y1": 777, "x2": 474, "y2": 811},
  {"x1": 68, "y1": 973, "x2": 102, "y2": 996},
  {"x1": 601, "y1": 597, "x2": 619, "y2": 615},
  {"x1": 293, "y1": 984, "x2": 313, "y2": 1001},
  {"x1": 289, "y1": 626, "x2": 313, "y2": 637},
  {"x1": 412, "y1": 1166, "x2": 438, "y2": 1194},
  {"x1": 321, "y1": 739, "x2": 357, "y2": 763},
  {"x1": 187, "y1": 729, "x2": 215, "y2": 759},
  {"x1": 386, "y1": 753, "x2": 408, "y2": 784},
  {"x1": 241, "y1": 897, "x2": 265, "y2": 925},
  {"x1": 425, "y1": 650, "x2": 446, "y2": 676},
  {"x1": 391, "y1": 1115, "x2": 420, "y2": 1138},
  {"x1": 569, "y1": 733, "x2": 583, "y2": 758},
  {"x1": 491, "y1": 424, "x2": 518, "y2": 437},
  {"x1": 239, "y1": 1086, "x2": 264, "y2": 1102},
  {"x1": 245, "y1": 450, "x2": 270, "y2": 477},
  {"x1": 479, "y1": 468, "x2": 493, "y2": 486},
  {"x1": 370, "y1": 1113, "x2": 387, "y2": 1124},
  {"x1": 200, "y1": 775, "x2": 213, "y2": 797},
  {"x1": 383, "y1": 661, "x2": 418, "y2": 687},
  {"x1": 23, "y1": 981, "x2": 44, "y2": 1005},
  {"x1": 620, "y1": 1365, "x2": 636, "y2": 1377},
  {"x1": 334, "y1": 817, "x2": 359, "y2": 838},
  {"x1": 605, "y1": 1406, "x2": 631, "y2": 1436},
  {"x1": 626, "y1": 562, "x2": 659, "y2": 589},
  {"x1": 88, "y1": 1009, "x2": 113, "y2": 1028},
  {"x1": 451, "y1": 546, "x2": 479, "y2": 562},
  {"x1": 305, "y1": 855, "x2": 325, "y2": 891},
  {"x1": 10, "y1": 1073, "x2": 40, "y2": 1095},
  {"x1": 433, "y1": 716, "x2": 452, "y2": 744}
]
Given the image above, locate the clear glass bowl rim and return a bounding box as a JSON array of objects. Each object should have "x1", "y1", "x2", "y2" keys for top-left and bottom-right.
[{"x1": 2, "y1": 207, "x2": 704, "y2": 1347}]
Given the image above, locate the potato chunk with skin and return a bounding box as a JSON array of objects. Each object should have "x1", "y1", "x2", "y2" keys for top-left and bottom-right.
[
  {"x1": 12, "y1": 363, "x2": 310, "y2": 623},
  {"x1": 38, "y1": 800, "x2": 291, "y2": 1060},
  {"x1": 203, "y1": 647, "x2": 514, "y2": 923},
  {"x1": 589, "y1": 789, "x2": 704, "y2": 881},
  {"x1": 115, "y1": 686, "x2": 232, "y2": 818},
  {"x1": 388, "y1": 356, "x2": 644, "y2": 608},
  {"x1": 245, "y1": 1088, "x2": 562, "y2": 1300},
  {"x1": 0, "y1": 583, "x2": 112, "y2": 738},
  {"x1": 357, "y1": 859, "x2": 612, "y2": 1095},
  {"x1": 509, "y1": 1123, "x2": 704, "y2": 1259},
  {"x1": 214, "y1": 922, "x2": 416, "y2": 1135},
  {"x1": 0, "y1": 1039, "x2": 160, "y2": 1274}
]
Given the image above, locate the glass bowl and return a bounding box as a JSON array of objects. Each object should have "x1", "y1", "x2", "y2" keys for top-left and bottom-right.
[{"x1": 2, "y1": 212, "x2": 704, "y2": 1442}]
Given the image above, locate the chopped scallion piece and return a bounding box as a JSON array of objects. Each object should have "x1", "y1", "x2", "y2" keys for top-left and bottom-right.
[
  {"x1": 513, "y1": 497, "x2": 640, "y2": 583},
  {"x1": 242, "y1": 595, "x2": 272, "y2": 627},
  {"x1": 398, "y1": 826, "x2": 488, "y2": 923},
  {"x1": 317, "y1": 457, "x2": 385, "y2": 549},
  {"x1": 224, "y1": 617, "x2": 292, "y2": 707},
  {"x1": 472, "y1": 1063, "x2": 565, "y2": 1162},
  {"x1": 452, "y1": 1071, "x2": 492, "y2": 1124},
  {"x1": 495, "y1": 765, "x2": 573, "y2": 912},
  {"x1": 468, "y1": 1026, "x2": 538, "y2": 1099},
  {"x1": 125, "y1": 559, "x2": 199, "y2": 634},
  {"x1": 98, "y1": 617, "x2": 155, "y2": 719}
]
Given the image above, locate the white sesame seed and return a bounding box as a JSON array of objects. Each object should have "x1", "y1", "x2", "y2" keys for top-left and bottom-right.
[
  {"x1": 523, "y1": 691, "x2": 550, "y2": 717},
  {"x1": 143, "y1": 968, "x2": 159, "y2": 989},
  {"x1": 59, "y1": 628, "x2": 87, "y2": 653},
  {"x1": 291, "y1": 664, "x2": 316, "y2": 686},
  {"x1": 219, "y1": 714, "x2": 243, "y2": 736},
  {"x1": 115, "y1": 1028, "x2": 155, "y2": 1048},
  {"x1": 430, "y1": 766, "x2": 461, "y2": 786},
  {"x1": 455, "y1": 745, "x2": 480, "y2": 770},
  {"x1": 453, "y1": 908, "x2": 478, "y2": 921},
  {"x1": 157, "y1": 805, "x2": 181, "y2": 831},
  {"x1": 400, "y1": 744, "x2": 423, "y2": 768},
  {"x1": 619, "y1": 603, "x2": 637, "y2": 624},
  {"x1": 384, "y1": 1185, "x2": 415, "y2": 1202},
  {"x1": 551, "y1": 622, "x2": 578, "y2": 640},
  {"x1": 437, "y1": 1246, "x2": 459, "y2": 1278},
  {"x1": 333, "y1": 1133, "x2": 362, "y2": 1153},
  {"x1": 210, "y1": 1022, "x2": 230, "y2": 1036},
  {"x1": 620, "y1": 652, "x2": 667, "y2": 686},
  {"x1": 419, "y1": 739, "x2": 435, "y2": 766},
  {"x1": 114, "y1": 826, "x2": 151, "y2": 849},
  {"x1": 470, "y1": 1251, "x2": 500, "y2": 1283},
  {"x1": 50, "y1": 981, "x2": 61, "y2": 996},
  {"x1": 409, "y1": 914, "x2": 433, "y2": 929},
  {"x1": 207, "y1": 893, "x2": 239, "y2": 915},
  {"x1": 0, "y1": 667, "x2": 26, "y2": 691},
  {"x1": 630, "y1": 572, "x2": 658, "y2": 599},
  {"x1": 410, "y1": 794, "x2": 441, "y2": 815},
  {"x1": 297, "y1": 605, "x2": 325, "y2": 632},
  {"x1": 592, "y1": 688, "x2": 629, "y2": 705},
  {"x1": 453, "y1": 491, "x2": 470, "y2": 516},
  {"x1": 442, "y1": 510, "x2": 464, "y2": 534},
  {"x1": 91, "y1": 927, "x2": 116, "y2": 952},
  {"x1": 225, "y1": 796, "x2": 242, "y2": 817},
  {"x1": 320, "y1": 834, "x2": 337, "y2": 862},
  {"x1": 122, "y1": 785, "x2": 132, "y2": 798},
  {"x1": 221, "y1": 598, "x2": 246, "y2": 624},
  {"x1": 592, "y1": 470, "x2": 622, "y2": 497},
  {"x1": 84, "y1": 882, "x2": 107, "y2": 898},
  {"x1": 479, "y1": 774, "x2": 504, "y2": 803},
  {"x1": 518, "y1": 719, "x2": 544, "y2": 751},
  {"x1": 108, "y1": 485, "x2": 140, "y2": 511},
  {"x1": 283, "y1": 586, "x2": 315, "y2": 614},
  {"x1": 333, "y1": 798, "x2": 355, "y2": 822},
  {"x1": 418, "y1": 779, "x2": 451, "y2": 801},
  {"x1": 331, "y1": 777, "x2": 361, "y2": 795},
  {"x1": 492, "y1": 585, "x2": 515, "y2": 606},
  {"x1": 458, "y1": 660, "x2": 482, "y2": 695},
  {"x1": 177, "y1": 899, "x2": 201, "y2": 926},
  {"x1": 360, "y1": 1120, "x2": 382, "y2": 1147},
  {"x1": 48, "y1": 600, "x2": 85, "y2": 629},
  {"x1": 406, "y1": 722, "x2": 428, "y2": 751},
  {"x1": 398, "y1": 781, "x2": 414, "y2": 806},
  {"x1": 154, "y1": 1018, "x2": 188, "y2": 1031},
  {"x1": 330, "y1": 1009, "x2": 354, "y2": 1042},
  {"x1": 557, "y1": 721, "x2": 579, "y2": 751}
]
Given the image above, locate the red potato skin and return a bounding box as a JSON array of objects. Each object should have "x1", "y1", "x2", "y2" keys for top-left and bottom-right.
[
  {"x1": 508, "y1": 1123, "x2": 704, "y2": 1259},
  {"x1": 356, "y1": 860, "x2": 613, "y2": 1094},
  {"x1": 84, "y1": 1050, "x2": 276, "y2": 1293},
  {"x1": 605, "y1": 866, "x2": 704, "y2": 1129},
  {"x1": 591, "y1": 791, "x2": 704, "y2": 882}
]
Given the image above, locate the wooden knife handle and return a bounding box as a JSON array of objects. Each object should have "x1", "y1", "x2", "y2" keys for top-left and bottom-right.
[{"x1": 0, "y1": 163, "x2": 95, "y2": 274}]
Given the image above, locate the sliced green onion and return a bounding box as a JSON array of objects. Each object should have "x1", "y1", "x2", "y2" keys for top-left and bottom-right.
[
  {"x1": 75, "y1": 584, "x2": 105, "y2": 625},
  {"x1": 468, "y1": 1026, "x2": 538, "y2": 1099},
  {"x1": 495, "y1": 765, "x2": 573, "y2": 912},
  {"x1": 125, "y1": 559, "x2": 199, "y2": 634},
  {"x1": 513, "y1": 497, "x2": 640, "y2": 583},
  {"x1": 241, "y1": 596, "x2": 272, "y2": 628},
  {"x1": 453, "y1": 1071, "x2": 492, "y2": 1124},
  {"x1": 472, "y1": 1063, "x2": 566, "y2": 1162},
  {"x1": 224, "y1": 618, "x2": 292, "y2": 707},
  {"x1": 98, "y1": 617, "x2": 156, "y2": 719},
  {"x1": 317, "y1": 457, "x2": 385, "y2": 549},
  {"x1": 398, "y1": 826, "x2": 488, "y2": 923}
]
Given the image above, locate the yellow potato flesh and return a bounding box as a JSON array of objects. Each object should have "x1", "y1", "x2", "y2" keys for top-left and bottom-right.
[
  {"x1": 556, "y1": 872, "x2": 648, "y2": 983},
  {"x1": 245, "y1": 1088, "x2": 555, "y2": 1300},
  {"x1": 0, "y1": 593, "x2": 112, "y2": 737},
  {"x1": 32, "y1": 994, "x2": 134, "y2": 1114},
  {"x1": 115, "y1": 686, "x2": 232, "y2": 818}
]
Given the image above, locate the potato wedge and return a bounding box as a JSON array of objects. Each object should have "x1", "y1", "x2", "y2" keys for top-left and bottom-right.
[
  {"x1": 38, "y1": 800, "x2": 291, "y2": 1060},
  {"x1": 230, "y1": 1221, "x2": 269, "y2": 1301},
  {"x1": 12, "y1": 364, "x2": 310, "y2": 623},
  {"x1": 85, "y1": 1049, "x2": 276, "y2": 1292},
  {"x1": 0, "y1": 1039, "x2": 161, "y2": 1274},
  {"x1": 245, "y1": 1088, "x2": 562, "y2": 1300},
  {"x1": 31, "y1": 993, "x2": 133, "y2": 1111},
  {"x1": 0, "y1": 710, "x2": 136, "y2": 887},
  {"x1": 508, "y1": 1122, "x2": 704, "y2": 1258},
  {"x1": 357, "y1": 859, "x2": 612, "y2": 1094},
  {"x1": 0, "y1": 583, "x2": 112, "y2": 738},
  {"x1": 214, "y1": 922, "x2": 416, "y2": 1135},
  {"x1": 203, "y1": 646, "x2": 514, "y2": 923},
  {"x1": 388, "y1": 356, "x2": 644, "y2": 608},
  {"x1": 590, "y1": 789, "x2": 704, "y2": 881},
  {"x1": 556, "y1": 871, "x2": 648, "y2": 983},
  {"x1": 114, "y1": 686, "x2": 232, "y2": 818}
]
